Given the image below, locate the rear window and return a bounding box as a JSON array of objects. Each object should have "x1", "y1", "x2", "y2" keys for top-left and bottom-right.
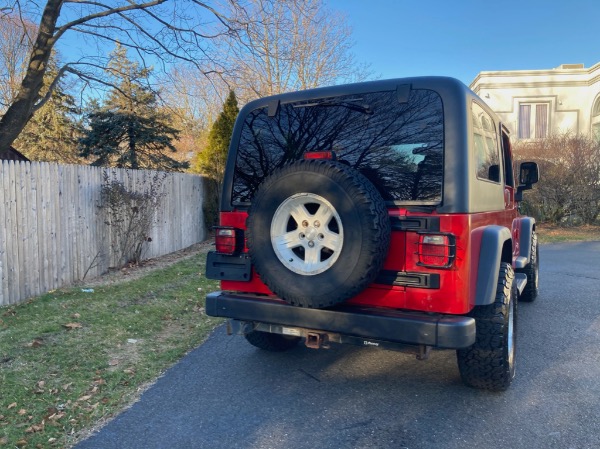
[{"x1": 232, "y1": 88, "x2": 444, "y2": 205}]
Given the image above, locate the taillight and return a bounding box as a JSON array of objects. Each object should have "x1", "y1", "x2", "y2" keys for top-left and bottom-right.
[
  {"x1": 214, "y1": 227, "x2": 242, "y2": 255},
  {"x1": 417, "y1": 234, "x2": 455, "y2": 268}
]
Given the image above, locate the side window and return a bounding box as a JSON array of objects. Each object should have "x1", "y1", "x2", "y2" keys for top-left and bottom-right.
[
  {"x1": 501, "y1": 130, "x2": 515, "y2": 188},
  {"x1": 472, "y1": 102, "x2": 501, "y2": 183}
]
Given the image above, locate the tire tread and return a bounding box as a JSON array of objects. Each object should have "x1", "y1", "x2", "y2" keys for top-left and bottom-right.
[
  {"x1": 457, "y1": 262, "x2": 517, "y2": 391},
  {"x1": 247, "y1": 160, "x2": 391, "y2": 308}
]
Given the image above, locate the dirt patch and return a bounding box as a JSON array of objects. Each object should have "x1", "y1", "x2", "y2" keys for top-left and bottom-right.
[{"x1": 79, "y1": 240, "x2": 213, "y2": 288}]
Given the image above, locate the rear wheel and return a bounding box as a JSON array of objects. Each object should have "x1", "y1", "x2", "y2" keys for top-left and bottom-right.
[
  {"x1": 245, "y1": 331, "x2": 301, "y2": 352},
  {"x1": 457, "y1": 262, "x2": 517, "y2": 391},
  {"x1": 518, "y1": 232, "x2": 539, "y2": 302}
]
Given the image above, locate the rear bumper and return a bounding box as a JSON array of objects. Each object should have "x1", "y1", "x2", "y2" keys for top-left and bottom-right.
[{"x1": 205, "y1": 292, "x2": 476, "y2": 349}]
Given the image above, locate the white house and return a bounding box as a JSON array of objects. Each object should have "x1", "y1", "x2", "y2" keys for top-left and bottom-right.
[{"x1": 470, "y1": 63, "x2": 600, "y2": 141}]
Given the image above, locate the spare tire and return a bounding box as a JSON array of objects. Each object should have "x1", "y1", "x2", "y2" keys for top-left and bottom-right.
[{"x1": 247, "y1": 160, "x2": 390, "y2": 308}]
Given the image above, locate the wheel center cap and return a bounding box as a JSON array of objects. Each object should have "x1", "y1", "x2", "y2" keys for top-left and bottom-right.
[{"x1": 305, "y1": 227, "x2": 318, "y2": 241}]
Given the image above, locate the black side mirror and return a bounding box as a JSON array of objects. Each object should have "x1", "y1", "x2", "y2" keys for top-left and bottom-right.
[
  {"x1": 516, "y1": 161, "x2": 539, "y2": 202},
  {"x1": 519, "y1": 161, "x2": 539, "y2": 186}
]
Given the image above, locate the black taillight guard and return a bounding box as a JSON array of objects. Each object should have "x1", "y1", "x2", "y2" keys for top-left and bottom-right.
[{"x1": 414, "y1": 233, "x2": 456, "y2": 269}]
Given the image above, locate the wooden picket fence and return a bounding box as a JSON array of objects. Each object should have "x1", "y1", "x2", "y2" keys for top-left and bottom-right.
[{"x1": 0, "y1": 161, "x2": 206, "y2": 306}]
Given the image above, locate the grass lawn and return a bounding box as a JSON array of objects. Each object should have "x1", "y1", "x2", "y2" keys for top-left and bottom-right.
[
  {"x1": 0, "y1": 246, "x2": 220, "y2": 448},
  {"x1": 1, "y1": 225, "x2": 598, "y2": 447},
  {"x1": 537, "y1": 224, "x2": 600, "y2": 244}
]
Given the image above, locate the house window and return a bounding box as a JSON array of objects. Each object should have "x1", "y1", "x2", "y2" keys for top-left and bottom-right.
[
  {"x1": 518, "y1": 103, "x2": 549, "y2": 139},
  {"x1": 592, "y1": 96, "x2": 600, "y2": 141}
]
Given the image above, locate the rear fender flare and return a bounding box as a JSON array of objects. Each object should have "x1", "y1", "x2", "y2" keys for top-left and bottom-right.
[
  {"x1": 517, "y1": 217, "x2": 536, "y2": 263},
  {"x1": 472, "y1": 225, "x2": 512, "y2": 306}
]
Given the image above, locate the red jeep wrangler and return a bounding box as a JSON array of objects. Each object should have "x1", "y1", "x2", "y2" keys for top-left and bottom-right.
[{"x1": 205, "y1": 77, "x2": 540, "y2": 391}]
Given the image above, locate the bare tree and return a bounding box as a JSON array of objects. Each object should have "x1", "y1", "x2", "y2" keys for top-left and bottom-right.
[
  {"x1": 212, "y1": 0, "x2": 370, "y2": 103},
  {"x1": 0, "y1": 13, "x2": 36, "y2": 111},
  {"x1": 514, "y1": 133, "x2": 600, "y2": 225},
  {"x1": 163, "y1": 65, "x2": 225, "y2": 136},
  {"x1": 163, "y1": 0, "x2": 369, "y2": 168},
  {"x1": 0, "y1": 0, "x2": 249, "y2": 153}
]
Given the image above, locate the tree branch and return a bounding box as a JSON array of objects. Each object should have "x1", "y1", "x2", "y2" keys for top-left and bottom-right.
[{"x1": 53, "y1": 0, "x2": 167, "y2": 43}]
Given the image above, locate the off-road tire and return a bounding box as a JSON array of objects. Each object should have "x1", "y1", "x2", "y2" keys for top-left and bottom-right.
[
  {"x1": 247, "y1": 160, "x2": 391, "y2": 309},
  {"x1": 245, "y1": 331, "x2": 301, "y2": 352},
  {"x1": 517, "y1": 232, "x2": 539, "y2": 302},
  {"x1": 457, "y1": 262, "x2": 517, "y2": 391}
]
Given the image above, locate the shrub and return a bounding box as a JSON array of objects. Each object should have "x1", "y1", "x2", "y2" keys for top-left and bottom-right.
[
  {"x1": 514, "y1": 133, "x2": 600, "y2": 225},
  {"x1": 100, "y1": 169, "x2": 168, "y2": 267}
]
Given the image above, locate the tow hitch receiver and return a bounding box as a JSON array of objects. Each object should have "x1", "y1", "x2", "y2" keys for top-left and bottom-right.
[{"x1": 305, "y1": 332, "x2": 330, "y2": 349}]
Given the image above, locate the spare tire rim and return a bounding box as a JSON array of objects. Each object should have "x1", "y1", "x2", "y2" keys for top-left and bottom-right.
[{"x1": 270, "y1": 193, "x2": 344, "y2": 275}]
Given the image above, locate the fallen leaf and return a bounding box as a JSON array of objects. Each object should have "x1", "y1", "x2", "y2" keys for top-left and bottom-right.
[
  {"x1": 0, "y1": 436, "x2": 7, "y2": 445},
  {"x1": 16, "y1": 439, "x2": 27, "y2": 447},
  {"x1": 78, "y1": 395, "x2": 92, "y2": 402},
  {"x1": 17, "y1": 409, "x2": 27, "y2": 415},
  {"x1": 48, "y1": 438, "x2": 57, "y2": 443},
  {"x1": 27, "y1": 338, "x2": 44, "y2": 348},
  {"x1": 123, "y1": 368, "x2": 135, "y2": 375},
  {"x1": 48, "y1": 412, "x2": 65, "y2": 421},
  {"x1": 7, "y1": 403, "x2": 16, "y2": 410},
  {"x1": 25, "y1": 421, "x2": 44, "y2": 433},
  {"x1": 62, "y1": 383, "x2": 72, "y2": 391},
  {"x1": 108, "y1": 359, "x2": 119, "y2": 366},
  {"x1": 62, "y1": 322, "x2": 82, "y2": 330},
  {"x1": 71, "y1": 313, "x2": 81, "y2": 319}
]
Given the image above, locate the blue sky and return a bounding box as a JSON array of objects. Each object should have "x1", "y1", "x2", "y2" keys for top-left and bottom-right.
[{"x1": 327, "y1": 0, "x2": 600, "y2": 85}]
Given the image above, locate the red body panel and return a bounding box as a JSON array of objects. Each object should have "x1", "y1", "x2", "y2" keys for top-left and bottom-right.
[{"x1": 218, "y1": 197, "x2": 521, "y2": 316}]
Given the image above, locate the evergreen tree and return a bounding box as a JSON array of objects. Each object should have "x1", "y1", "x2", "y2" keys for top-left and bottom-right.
[
  {"x1": 79, "y1": 45, "x2": 187, "y2": 171},
  {"x1": 193, "y1": 90, "x2": 239, "y2": 180},
  {"x1": 193, "y1": 90, "x2": 239, "y2": 226},
  {"x1": 14, "y1": 57, "x2": 81, "y2": 163}
]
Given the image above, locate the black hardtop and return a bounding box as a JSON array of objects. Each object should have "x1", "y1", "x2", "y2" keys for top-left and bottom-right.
[
  {"x1": 223, "y1": 76, "x2": 506, "y2": 214},
  {"x1": 235, "y1": 76, "x2": 470, "y2": 115}
]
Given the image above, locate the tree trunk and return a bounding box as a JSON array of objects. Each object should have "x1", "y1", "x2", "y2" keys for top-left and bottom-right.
[{"x1": 0, "y1": 0, "x2": 63, "y2": 153}]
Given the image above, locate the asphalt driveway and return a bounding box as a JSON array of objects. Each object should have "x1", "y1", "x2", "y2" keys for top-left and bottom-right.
[{"x1": 76, "y1": 241, "x2": 600, "y2": 449}]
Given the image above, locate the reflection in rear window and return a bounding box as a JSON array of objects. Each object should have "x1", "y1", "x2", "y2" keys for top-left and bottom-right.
[{"x1": 232, "y1": 89, "x2": 444, "y2": 204}]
